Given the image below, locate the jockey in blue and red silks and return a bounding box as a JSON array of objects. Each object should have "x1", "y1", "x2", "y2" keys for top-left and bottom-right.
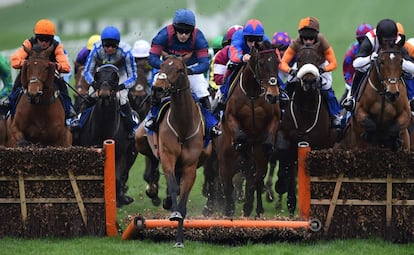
[
  {"x1": 214, "y1": 19, "x2": 274, "y2": 111},
  {"x1": 144, "y1": 8, "x2": 222, "y2": 139}
]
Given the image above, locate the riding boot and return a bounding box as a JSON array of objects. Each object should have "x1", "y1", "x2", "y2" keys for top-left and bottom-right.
[
  {"x1": 120, "y1": 102, "x2": 135, "y2": 139},
  {"x1": 342, "y1": 70, "x2": 365, "y2": 112},
  {"x1": 200, "y1": 97, "x2": 222, "y2": 138},
  {"x1": 199, "y1": 96, "x2": 212, "y2": 111},
  {"x1": 321, "y1": 89, "x2": 341, "y2": 129},
  {"x1": 57, "y1": 79, "x2": 76, "y2": 118}
]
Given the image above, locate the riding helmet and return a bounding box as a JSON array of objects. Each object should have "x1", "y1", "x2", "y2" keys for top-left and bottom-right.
[
  {"x1": 101, "y1": 26, "x2": 121, "y2": 42},
  {"x1": 243, "y1": 19, "x2": 265, "y2": 37},
  {"x1": 132, "y1": 40, "x2": 151, "y2": 58},
  {"x1": 173, "y1": 9, "x2": 195, "y2": 30},
  {"x1": 376, "y1": 19, "x2": 397, "y2": 42},
  {"x1": 272, "y1": 31, "x2": 291, "y2": 49},
  {"x1": 298, "y1": 17, "x2": 319, "y2": 40},
  {"x1": 87, "y1": 34, "x2": 101, "y2": 50},
  {"x1": 222, "y1": 25, "x2": 243, "y2": 46},
  {"x1": 34, "y1": 19, "x2": 56, "y2": 36},
  {"x1": 355, "y1": 23, "x2": 373, "y2": 39}
]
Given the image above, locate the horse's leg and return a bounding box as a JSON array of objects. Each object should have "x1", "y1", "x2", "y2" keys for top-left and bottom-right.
[
  {"x1": 286, "y1": 159, "x2": 297, "y2": 218},
  {"x1": 254, "y1": 156, "x2": 268, "y2": 217},
  {"x1": 243, "y1": 172, "x2": 255, "y2": 217},
  {"x1": 221, "y1": 162, "x2": 236, "y2": 217},
  {"x1": 275, "y1": 159, "x2": 289, "y2": 210},
  {"x1": 202, "y1": 149, "x2": 221, "y2": 216},
  {"x1": 144, "y1": 155, "x2": 161, "y2": 206},
  {"x1": 264, "y1": 152, "x2": 276, "y2": 202}
]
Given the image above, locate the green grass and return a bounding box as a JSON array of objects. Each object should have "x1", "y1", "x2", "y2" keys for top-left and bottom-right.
[{"x1": 1, "y1": 0, "x2": 414, "y2": 253}]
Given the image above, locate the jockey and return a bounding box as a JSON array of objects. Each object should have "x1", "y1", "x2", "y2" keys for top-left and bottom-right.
[
  {"x1": 215, "y1": 20, "x2": 271, "y2": 110},
  {"x1": 272, "y1": 31, "x2": 293, "y2": 108},
  {"x1": 208, "y1": 35, "x2": 224, "y2": 94},
  {"x1": 280, "y1": 16, "x2": 342, "y2": 129},
  {"x1": 211, "y1": 24, "x2": 243, "y2": 112},
  {"x1": 343, "y1": 19, "x2": 414, "y2": 112},
  {"x1": 0, "y1": 54, "x2": 13, "y2": 115},
  {"x1": 9, "y1": 18, "x2": 76, "y2": 119},
  {"x1": 132, "y1": 39, "x2": 155, "y2": 85},
  {"x1": 74, "y1": 34, "x2": 100, "y2": 76},
  {"x1": 145, "y1": 8, "x2": 222, "y2": 139},
  {"x1": 84, "y1": 25, "x2": 137, "y2": 138},
  {"x1": 340, "y1": 23, "x2": 374, "y2": 108}
]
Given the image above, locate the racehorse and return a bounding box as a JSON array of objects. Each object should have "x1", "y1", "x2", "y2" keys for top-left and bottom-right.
[
  {"x1": 135, "y1": 55, "x2": 210, "y2": 247},
  {"x1": 128, "y1": 58, "x2": 152, "y2": 122},
  {"x1": 336, "y1": 40, "x2": 410, "y2": 151},
  {"x1": 215, "y1": 40, "x2": 281, "y2": 217},
  {"x1": 73, "y1": 65, "x2": 90, "y2": 113},
  {"x1": 72, "y1": 64, "x2": 137, "y2": 207},
  {"x1": 276, "y1": 44, "x2": 337, "y2": 216},
  {"x1": 7, "y1": 45, "x2": 72, "y2": 147}
]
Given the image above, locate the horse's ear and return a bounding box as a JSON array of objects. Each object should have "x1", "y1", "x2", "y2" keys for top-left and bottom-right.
[{"x1": 396, "y1": 35, "x2": 405, "y2": 49}]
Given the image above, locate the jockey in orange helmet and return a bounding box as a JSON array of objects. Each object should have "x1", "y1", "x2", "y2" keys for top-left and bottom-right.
[
  {"x1": 280, "y1": 17, "x2": 342, "y2": 129},
  {"x1": 9, "y1": 18, "x2": 76, "y2": 119}
]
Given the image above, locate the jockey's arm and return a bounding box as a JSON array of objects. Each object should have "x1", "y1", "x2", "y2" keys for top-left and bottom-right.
[
  {"x1": 122, "y1": 51, "x2": 137, "y2": 89},
  {"x1": 10, "y1": 39, "x2": 31, "y2": 69},
  {"x1": 54, "y1": 44, "x2": 71, "y2": 73},
  {"x1": 323, "y1": 47, "x2": 337, "y2": 72},
  {"x1": 149, "y1": 44, "x2": 164, "y2": 70},
  {"x1": 280, "y1": 47, "x2": 295, "y2": 73}
]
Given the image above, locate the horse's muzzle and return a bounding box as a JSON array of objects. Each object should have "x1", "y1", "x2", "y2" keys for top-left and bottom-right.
[
  {"x1": 265, "y1": 93, "x2": 279, "y2": 104},
  {"x1": 385, "y1": 91, "x2": 400, "y2": 102}
]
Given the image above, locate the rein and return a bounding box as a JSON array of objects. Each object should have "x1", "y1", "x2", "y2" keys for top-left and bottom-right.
[{"x1": 157, "y1": 70, "x2": 201, "y2": 143}]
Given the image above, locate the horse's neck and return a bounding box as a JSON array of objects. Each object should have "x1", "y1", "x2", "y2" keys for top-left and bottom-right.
[
  {"x1": 240, "y1": 69, "x2": 261, "y2": 96},
  {"x1": 169, "y1": 90, "x2": 199, "y2": 134},
  {"x1": 92, "y1": 98, "x2": 119, "y2": 135},
  {"x1": 294, "y1": 87, "x2": 321, "y2": 110}
]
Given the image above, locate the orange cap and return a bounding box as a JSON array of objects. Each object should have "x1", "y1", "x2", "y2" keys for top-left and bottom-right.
[
  {"x1": 34, "y1": 19, "x2": 56, "y2": 36},
  {"x1": 298, "y1": 17, "x2": 319, "y2": 32}
]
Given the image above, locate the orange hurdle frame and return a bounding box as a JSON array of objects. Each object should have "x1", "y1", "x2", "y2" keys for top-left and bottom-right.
[{"x1": 121, "y1": 141, "x2": 319, "y2": 240}]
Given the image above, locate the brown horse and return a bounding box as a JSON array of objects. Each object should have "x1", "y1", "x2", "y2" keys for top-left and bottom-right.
[
  {"x1": 276, "y1": 44, "x2": 337, "y2": 216},
  {"x1": 337, "y1": 41, "x2": 410, "y2": 151},
  {"x1": 129, "y1": 58, "x2": 152, "y2": 121},
  {"x1": 73, "y1": 64, "x2": 90, "y2": 113},
  {"x1": 7, "y1": 45, "x2": 72, "y2": 147},
  {"x1": 215, "y1": 40, "x2": 281, "y2": 217},
  {"x1": 135, "y1": 55, "x2": 210, "y2": 247}
]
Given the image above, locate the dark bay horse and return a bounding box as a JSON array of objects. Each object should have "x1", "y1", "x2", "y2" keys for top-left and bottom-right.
[
  {"x1": 72, "y1": 64, "x2": 137, "y2": 207},
  {"x1": 337, "y1": 41, "x2": 410, "y2": 151},
  {"x1": 215, "y1": 40, "x2": 281, "y2": 217},
  {"x1": 135, "y1": 55, "x2": 210, "y2": 247},
  {"x1": 7, "y1": 45, "x2": 72, "y2": 147},
  {"x1": 276, "y1": 44, "x2": 337, "y2": 216}
]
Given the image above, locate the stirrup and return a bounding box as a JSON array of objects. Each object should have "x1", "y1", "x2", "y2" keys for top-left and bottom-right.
[
  {"x1": 209, "y1": 125, "x2": 222, "y2": 138},
  {"x1": 341, "y1": 97, "x2": 355, "y2": 112},
  {"x1": 145, "y1": 117, "x2": 158, "y2": 132}
]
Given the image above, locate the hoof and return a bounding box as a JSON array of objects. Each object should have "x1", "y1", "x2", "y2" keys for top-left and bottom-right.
[
  {"x1": 169, "y1": 211, "x2": 183, "y2": 221},
  {"x1": 173, "y1": 242, "x2": 184, "y2": 248},
  {"x1": 116, "y1": 195, "x2": 134, "y2": 208},
  {"x1": 151, "y1": 197, "x2": 161, "y2": 206}
]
